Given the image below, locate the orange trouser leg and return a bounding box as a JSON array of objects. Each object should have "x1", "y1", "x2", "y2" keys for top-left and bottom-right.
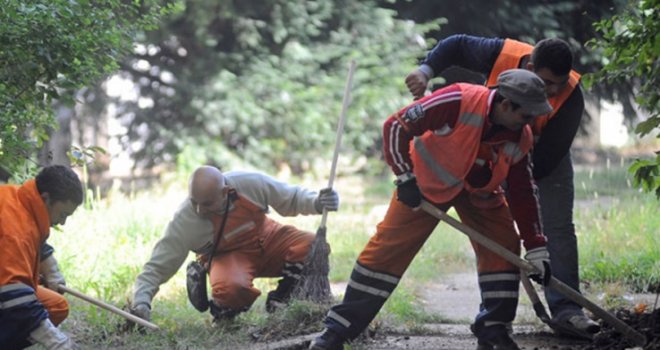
[
  {"x1": 325, "y1": 192, "x2": 442, "y2": 340},
  {"x1": 452, "y1": 192, "x2": 521, "y2": 339},
  {"x1": 257, "y1": 223, "x2": 314, "y2": 277},
  {"x1": 209, "y1": 251, "x2": 261, "y2": 310},
  {"x1": 358, "y1": 192, "x2": 441, "y2": 277},
  {"x1": 36, "y1": 286, "x2": 68, "y2": 326},
  {"x1": 452, "y1": 192, "x2": 520, "y2": 273},
  {"x1": 208, "y1": 223, "x2": 314, "y2": 310}
]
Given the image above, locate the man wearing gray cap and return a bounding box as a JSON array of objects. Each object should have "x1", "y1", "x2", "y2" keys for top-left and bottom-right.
[
  {"x1": 310, "y1": 69, "x2": 551, "y2": 350},
  {"x1": 406, "y1": 35, "x2": 597, "y2": 339}
]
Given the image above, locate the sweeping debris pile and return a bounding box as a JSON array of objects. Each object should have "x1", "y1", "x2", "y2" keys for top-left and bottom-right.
[{"x1": 584, "y1": 307, "x2": 659, "y2": 350}]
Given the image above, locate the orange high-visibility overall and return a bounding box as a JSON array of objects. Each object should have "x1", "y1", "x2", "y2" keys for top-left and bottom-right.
[
  {"x1": 0, "y1": 180, "x2": 69, "y2": 347},
  {"x1": 325, "y1": 83, "x2": 534, "y2": 341},
  {"x1": 206, "y1": 193, "x2": 313, "y2": 309}
]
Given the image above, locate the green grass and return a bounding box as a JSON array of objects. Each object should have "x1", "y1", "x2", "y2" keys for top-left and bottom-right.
[
  {"x1": 573, "y1": 160, "x2": 660, "y2": 292},
  {"x1": 573, "y1": 157, "x2": 637, "y2": 199},
  {"x1": 577, "y1": 194, "x2": 660, "y2": 292},
  {"x1": 46, "y1": 166, "x2": 658, "y2": 348}
]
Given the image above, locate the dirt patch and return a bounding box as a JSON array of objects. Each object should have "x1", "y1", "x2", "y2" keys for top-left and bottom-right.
[
  {"x1": 360, "y1": 326, "x2": 591, "y2": 350},
  {"x1": 244, "y1": 272, "x2": 658, "y2": 350},
  {"x1": 583, "y1": 308, "x2": 660, "y2": 350}
]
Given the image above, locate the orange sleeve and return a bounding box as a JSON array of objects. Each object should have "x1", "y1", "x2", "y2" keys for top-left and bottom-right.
[{"x1": 0, "y1": 190, "x2": 41, "y2": 288}]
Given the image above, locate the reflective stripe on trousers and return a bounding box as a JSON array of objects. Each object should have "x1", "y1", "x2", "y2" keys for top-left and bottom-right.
[
  {"x1": 325, "y1": 262, "x2": 400, "y2": 339},
  {"x1": 473, "y1": 271, "x2": 520, "y2": 338},
  {"x1": 325, "y1": 190, "x2": 522, "y2": 341}
]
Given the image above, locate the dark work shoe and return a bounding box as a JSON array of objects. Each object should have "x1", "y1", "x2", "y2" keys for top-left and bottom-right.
[
  {"x1": 486, "y1": 332, "x2": 521, "y2": 350},
  {"x1": 309, "y1": 329, "x2": 345, "y2": 350},
  {"x1": 471, "y1": 324, "x2": 520, "y2": 350},
  {"x1": 209, "y1": 302, "x2": 245, "y2": 322},
  {"x1": 551, "y1": 313, "x2": 601, "y2": 340},
  {"x1": 265, "y1": 291, "x2": 287, "y2": 313},
  {"x1": 476, "y1": 338, "x2": 494, "y2": 350}
]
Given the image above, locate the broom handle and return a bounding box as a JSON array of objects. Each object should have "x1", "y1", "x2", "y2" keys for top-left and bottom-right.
[
  {"x1": 320, "y1": 60, "x2": 357, "y2": 228},
  {"x1": 419, "y1": 200, "x2": 647, "y2": 347},
  {"x1": 59, "y1": 285, "x2": 160, "y2": 331}
]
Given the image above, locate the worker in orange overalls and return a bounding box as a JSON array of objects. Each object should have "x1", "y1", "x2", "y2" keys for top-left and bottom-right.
[
  {"x1": 404, "y1": 35, "x2": 598, "y2": 339},
  {"x1": 0, "y1": 165, "x2": 83, "y2": 349},
  {"x1": 129, "y1": 166, "x2": 339, "y2": 323},
  {"x1": 311, "y1": 69, "x2": 552, "y2": 350}
]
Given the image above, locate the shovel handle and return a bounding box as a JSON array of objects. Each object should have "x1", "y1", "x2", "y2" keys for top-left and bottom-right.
[
  {"x1": 520, "y1": 273, "x2": 552, "y2": 322},
  {"x1": 419, "y1": 200, "x2": 647, "y2": 347},
  {"x1": 59, "y1": 285, "x2": 160, "y2": 331}
]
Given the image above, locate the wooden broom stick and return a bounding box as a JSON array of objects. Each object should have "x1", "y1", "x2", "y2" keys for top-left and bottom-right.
[{"x1": 59, "y1": 285, "x2": 160, "y2": 331}]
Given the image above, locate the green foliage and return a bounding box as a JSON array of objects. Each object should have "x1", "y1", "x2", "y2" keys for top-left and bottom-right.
[
  {"x1": 629, "y1": 154, "x2": 660, "y2": 198},
  {"x1": 586, "y1": 0, "x2": 660, "y2": 198},
  {"x1": 383, "y1": 0, "x2": 633, "y2": 107},
  {"x1": 0, "y1": 0, "x2": 175, "y2": 174},
  {"x1": 114, "y1": 0, "x2": 441, "y2": 173}
]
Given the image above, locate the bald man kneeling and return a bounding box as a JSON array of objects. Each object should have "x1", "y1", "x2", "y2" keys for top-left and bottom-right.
[{"x1": 129, "y1": 166, "x2": 339, "y2": 323}]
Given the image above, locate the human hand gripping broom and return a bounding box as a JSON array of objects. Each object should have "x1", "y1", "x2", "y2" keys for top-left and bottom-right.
[{"x1": 293, "y1": 60, "x2": 357, "y2": 302}]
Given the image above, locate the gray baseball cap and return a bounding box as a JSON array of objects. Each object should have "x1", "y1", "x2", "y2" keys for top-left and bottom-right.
[{"x1": 496, "y1": 69, "x2": 553, "y2": 116}]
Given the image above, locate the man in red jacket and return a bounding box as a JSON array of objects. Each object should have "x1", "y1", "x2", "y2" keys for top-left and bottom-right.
[
  {"x1": 404, "y1": 35, "x2": 598, "y2": 338},
  {"x1": 0, "y1": 165, "x2": 83, "y2": 349},
  {"x1": 311, "y1": 69, "x2": 552, "y2": 350}
]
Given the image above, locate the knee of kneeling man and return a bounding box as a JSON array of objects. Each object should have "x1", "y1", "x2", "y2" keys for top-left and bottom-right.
[
  {"x1": 211, "y1": 282, "x2": 253, "y2": 298},
  {"x1": 48, "y1": 298, "x2": 70, "y2": 326},
  {"x1": 211, "y1": 283, "x2": 259, "y2": 308}
]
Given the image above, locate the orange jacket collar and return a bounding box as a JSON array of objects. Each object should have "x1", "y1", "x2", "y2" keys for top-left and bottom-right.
[{"x1": 17, "y1": 179, "x2": 51, "y2": 240}]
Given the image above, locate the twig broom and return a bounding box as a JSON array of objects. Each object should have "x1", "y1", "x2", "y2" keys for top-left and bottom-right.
[{"x1": 293, "y1": 60, "x2": 357, "y2": 302}]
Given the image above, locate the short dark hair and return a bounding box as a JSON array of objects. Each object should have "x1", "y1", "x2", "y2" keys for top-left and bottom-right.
[
  {"x1": 35, "y1": 165, "x2": 83, "y2": 205},
  {"x1": 531, "y1": 38, "x2": 573, "y2": 76}
]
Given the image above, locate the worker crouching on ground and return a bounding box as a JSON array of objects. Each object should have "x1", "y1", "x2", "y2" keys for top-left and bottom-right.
[
  {"x1": 0, "y1": 165, "x2": 83, "y2": 350},
  {"x1": 310, "y1": 69, "x2": 553, "y2": 350},
  {"x1": 129, "y1": 166, "x2": 339, "y2": 324}
]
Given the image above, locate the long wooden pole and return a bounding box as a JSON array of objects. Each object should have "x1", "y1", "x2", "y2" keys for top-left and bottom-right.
[
  {"x1": 59, "y1": 285, "x2": 160, "y2": 331},
  {"x1": 419, "y1": 200, "x2": 647, "y2": 347},
  {"x1": 319, "y1": 59, "x2": 357, "y2": 228}
]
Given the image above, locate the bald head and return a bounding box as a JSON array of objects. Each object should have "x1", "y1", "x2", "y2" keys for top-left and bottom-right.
[
  {"x1": 190, "y1": 166, "x2": 225, "y2": 192},
  {"x1": 189, "y1": 166, "x2": 226, "y2": 218}
]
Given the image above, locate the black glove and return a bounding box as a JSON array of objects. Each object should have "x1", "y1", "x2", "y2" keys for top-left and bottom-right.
[{"x1": 396, "y1": 177, "x2": 422, "y2": 209}]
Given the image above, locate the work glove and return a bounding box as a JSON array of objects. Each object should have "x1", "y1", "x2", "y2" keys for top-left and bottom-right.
[
  {"x1": 314, "y1": 188, "x2": 339, "y2": 213},
  {"x1": 525, "y1": 246, "x2": 552, "y2": 286},
  {"x1": 130, "y1": 303, "x2": 152, "y2": 322},
  {"x1": 40, "y1": 255, "x2": 66, "y2": 293},
  {"x1": 123, "y1": 302, "x2": 152, "y2": 333},
  {"x1": 404, "y1": 68, "x2": 430, "y2": 99},
  {"x1": 396, "y1": 177, "x2": 423, "y2": 209},
  {"x1": 28, "y1": 318, "x2": 78, "y2": 350}
]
